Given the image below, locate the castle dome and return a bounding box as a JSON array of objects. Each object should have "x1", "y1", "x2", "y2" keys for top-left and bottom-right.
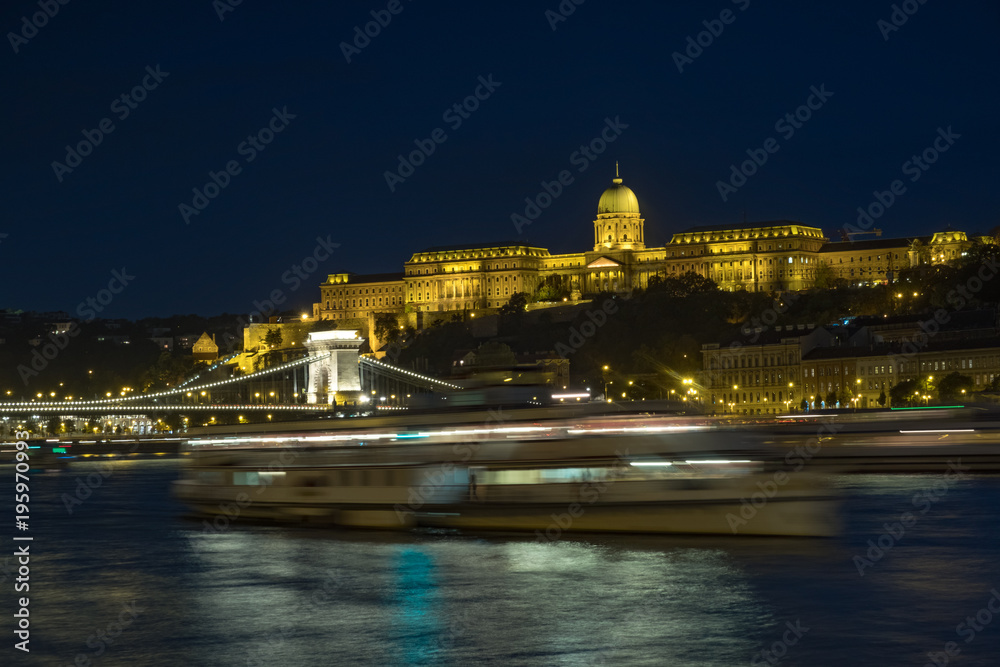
[{"x1": 597, "y1": 171, "x2": 640, "y2": 215}]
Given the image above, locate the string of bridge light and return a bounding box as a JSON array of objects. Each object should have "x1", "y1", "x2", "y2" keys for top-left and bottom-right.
[
  {"x1": 361, "y1": 357, "x2": 460, "y2": 389},
  {"x1": 177, "y1": 352, "x2": 241, "y2": 388},
  {"x1": 0, "y1": 354, "x2": 329, "y2": 409},
  {"x1": 2, "y1": 353, "x2": 455, "y2": 411},
  {"x1": 0, "y1": 404, "x2": 333, "y2": 413}
]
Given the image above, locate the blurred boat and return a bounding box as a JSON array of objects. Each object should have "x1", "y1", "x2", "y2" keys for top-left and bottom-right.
[{"x1": 172, "y1": 404, "x2": 839, "y2": 537}]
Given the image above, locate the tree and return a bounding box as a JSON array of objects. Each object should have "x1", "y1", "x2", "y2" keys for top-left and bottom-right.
[
  {"x1": 813, "y1": 261, "x2": 835, "y2": 289},
  {"x1": 263, "y1": 327, "x2": 283, "y2": 350},
  {"x1": 800, "y1": 398, "x2": 809, "y2": 411},
  {"x1": 373, "y1": 312, "x2": 401, "y2": 347},
  {"x1": 890, "y1": 379, "x2": 921, "y2": 407},
  {"x1": 535, "y1": 276, "x2": 569, "y2": 302},
  {"x1": 472, "y1": 341, "x2": 517, "y2": 367},
  {"x1": 937, "y1": 372, "x2": 974, "y2": 402},
  {"x1": 46, "y1": 416, "x2": 61, "y2": 435},
  {"x1": 877, "y1": 389, "x2": 887, "y2": 407},
  {"x1": 646, "y1": 272, "x2": 718, "y2": 298},
  {"x1": 161, "y1": 413, "x2": 184, "y2": 433},
  {"x1": 824, "y1": 391, "x2": 838, "y2": 408},
  {"x1": 499, "y1": 292, "x2": 530, "y2": 317}
]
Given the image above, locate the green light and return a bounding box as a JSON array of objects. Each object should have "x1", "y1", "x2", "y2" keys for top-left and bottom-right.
[
  {"x1": 890, "y1": 405, "x2": 964, "y2": 410},
  {"x1": 52, "y1": 447, "x2": 66, "y2": 453}
]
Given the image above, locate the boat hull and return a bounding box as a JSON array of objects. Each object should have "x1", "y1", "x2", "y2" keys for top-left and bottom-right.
[{"x1": 417, "y1": 498, "x2": 839, "y2": 537}]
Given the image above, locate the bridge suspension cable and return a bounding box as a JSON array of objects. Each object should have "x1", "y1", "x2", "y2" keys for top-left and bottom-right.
[{"x1": 0, "y1": 353, "x2": 329, "y2": 410}]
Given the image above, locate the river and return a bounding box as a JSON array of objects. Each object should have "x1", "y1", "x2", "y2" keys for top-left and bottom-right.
[{"x1": 2, "y1": 460, "x2": 998, "y2": 666}]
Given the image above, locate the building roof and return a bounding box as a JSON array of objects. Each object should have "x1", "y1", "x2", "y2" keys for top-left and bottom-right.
[
  {"x1": 597, "y1": 177, "x2": 640, "y2": 215},
  {"x1": 417, "y1": 241, "x2": 547, "y2": 253},
  {"x1": 677, "y1": 220, "x2": 816, "y2": 234},
  {"x1": 709, "y1": 325, "x2": 820, "y2": 347},
  {"x1": 819, "y1": 237, "x2": 929, "y2": 252},
  {"x1": 803, "y1": 336, "x2": 1000, "y2": 361},
  {"x1": 344, "y1": 272, "x2": 404, "y2": 284},
  {"x1": 851, "y1": 308, "x2": 996, "y2": 331}
]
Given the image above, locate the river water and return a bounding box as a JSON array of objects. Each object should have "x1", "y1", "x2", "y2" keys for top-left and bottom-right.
[{"x1": 3, "y1": 459, "x2": 999, "y2": 666}]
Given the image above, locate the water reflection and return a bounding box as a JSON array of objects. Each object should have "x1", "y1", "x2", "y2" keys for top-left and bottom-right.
[
  {"x1": 6, "y1": 462, "x2": 1000, "y2": 666},
  {"x1": 391, "y1": 549, "x2": 443, "y2": 664}
]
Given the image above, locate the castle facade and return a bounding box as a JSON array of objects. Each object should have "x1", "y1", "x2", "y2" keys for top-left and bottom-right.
[{"x1": 313, "y1": 172, "x2": 977, "y2": 325}]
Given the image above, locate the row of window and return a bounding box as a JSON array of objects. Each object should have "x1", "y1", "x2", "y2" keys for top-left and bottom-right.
[
  {"x1": 834, "y1": 254, "x2": 901, "y2": 263},
  {"x1": 809, "y1": 357, "x2": 991, "y2": 378},
  {"x1": 715, "y1": 371, "x2": 798, "y2": 387},
  {"x1": 805, "y1": 372, "x2": 998, "y2": 394},
  {"x1": 716, "y1": 390, "x2": 790, "y2": 404},
  {"x1": 326, "y1": 296, "x2": 403, "y2": 310},
  {"x1": 714, "y1": 354, "x2": 797, "y2": 370},
  {"x1": 324, "y1": 285, "x2": 402, "y2": 297},
  {"x1": 409, "y1": 261, "x2": 531, "y2": 275}
]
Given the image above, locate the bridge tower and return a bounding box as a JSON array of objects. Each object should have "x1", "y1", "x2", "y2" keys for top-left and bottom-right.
[{"x1": 304, "y1": 330, "x2": 365, "y2": 405}]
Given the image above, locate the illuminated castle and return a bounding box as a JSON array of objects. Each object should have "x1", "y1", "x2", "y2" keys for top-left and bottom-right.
[{"x1": 313, "y1": 169, "x2": 977, "y2": 327}]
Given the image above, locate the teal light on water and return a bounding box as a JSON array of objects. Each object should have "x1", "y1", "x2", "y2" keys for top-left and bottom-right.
[{"x1": 393, "y1": 548, "x2": 441, "y2": 664}]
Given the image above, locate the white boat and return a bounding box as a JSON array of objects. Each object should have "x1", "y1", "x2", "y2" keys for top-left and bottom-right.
[{"x1": 171, "y1": 406, "x2": 839, "y2": 537}]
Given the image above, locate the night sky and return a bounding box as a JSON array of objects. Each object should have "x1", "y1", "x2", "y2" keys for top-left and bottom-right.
[{"x1": 4, "y1": 0, "x2": 997, "y2": 320}]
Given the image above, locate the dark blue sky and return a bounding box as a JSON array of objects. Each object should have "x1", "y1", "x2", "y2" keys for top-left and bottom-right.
[{"x1": 3, "y1": 0, "x2": 997, "y2": 319}]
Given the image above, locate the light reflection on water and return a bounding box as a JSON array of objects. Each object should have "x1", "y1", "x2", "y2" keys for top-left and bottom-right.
[{"x1": 3, "y1": 461, "x2": 1000, "y2": 666}]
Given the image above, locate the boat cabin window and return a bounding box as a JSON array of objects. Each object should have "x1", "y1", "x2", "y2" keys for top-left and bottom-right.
[{"x1": 233, "y1": 471, "x2": 260, "y2": 485}]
